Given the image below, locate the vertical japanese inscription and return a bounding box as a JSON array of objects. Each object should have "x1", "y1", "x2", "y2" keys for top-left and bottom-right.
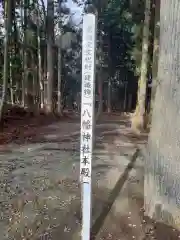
[{"x1": 80, "y1": 14, "x2": 96, "y2": 183}]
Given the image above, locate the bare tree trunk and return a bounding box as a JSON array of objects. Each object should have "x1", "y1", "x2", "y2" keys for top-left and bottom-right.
[
  {"x1": 9, "y1": 0, "x2": 17, "y2": 105},
  {"x1": 150, "y1": 0, "x2": 160, "y2": 117},
  {"x1": 39, "y1": 0, "x2": 46, "y2": 109},
  {"x1": 45, "y1": 0, "x2": 54, "y2": 114},
  {"x1": 9, "y1": 7, "x2": 13, "y2": 104},
  {"x1": 123, "y1": 82, "x2": 128, "y2": 112},
  {"x1": 31, "y1": 53, "x2": 39, "y2": 112},
  {"x1": 144, "y1": 0, "x2": 156, "y2": 115},
  {"x1": 144, "y1": 0, "x2": 180, "y2": 229},
  {"x1": 107, "y1": 33, "x2": 112, "y2": 114},
  {"x1": 22, "y1": 0, "x2": 29, "y2": 108},
  {"x1": 20, "y1": 0, "x2": 25, "y2": 106},
  {"x1": 57, "y1": 4, "x2": 63, "y2": 116},
  {"x1": 37, "y1": 4, "x2": 44, "y2": 109},
  {"x1": 96, "y1": 71, "x2": 103, "y2": 119},
  {"x1": 131, "y1": 0, "x2": 151, "y2": 131},
  {"x1": 96, "y1": 2, "x2": 104, "y2": 120},
  {"x1": 0, "y1": 0, "x2": 12, "y2": 121},
  {"x1": 10, "y1": 58, "x2": 13, "y2": 104},
  {"x1": 107, "y1": 78, "x2": 111, "y2": 113},
  {"x1": 96, "y1": 35, "x2": 103, "y2": 119},
  {"x1": 12, "y1": 7, "x2": 19, "y2": 104},
  {"x1": 57, "y1": 35, "x2": 63, "y2": 115}
]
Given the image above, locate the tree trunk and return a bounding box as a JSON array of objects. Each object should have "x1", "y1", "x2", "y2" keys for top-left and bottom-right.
[
  {"x1": 57, "y1": 35, "x2": 63, "y2": 116},
  {"x1": 57, "y1": 5, "x2": 63, "y2": 116},
  {"x1": 39, "y1": 0, "x2": 46, "y2": 109},
  {"x1": 149, "y1": 0, "x2": 160, "y2": 118},
  {"x1": 131, "y1": 0, "x2": 151, "y2": 131},
  {"x1": 9, "y1": 0, "x2": 15, "y2": 105},
  {"x1": 107, "y1": 78, "x2": 111, "y2": 113},
  {"x1": 13, "y1": 7, "x2": 19, "y2": 104},
  {"x1": 96, "y1": 72, "x2": 103, "y2": 119},
  {"x1": 123, "y1": 82, "x2": 127, "y2": 112},
  {"x1": 107, "y1": 32, "x2": 112, "y2": 114},
  {"x1": 145, "y1": 0, "x2": 156, "y2": 115},
  {"x1": 96, "y1": 2, "x2": 104, "y2": 120},
  {"x1": 45, "y1": 0, "x2": 54, "y2": 114},
  {"x1": 22, "y1": 0, "x2": 29, "y2": 108},
  {"x1": 37, "y1": 3, "x2": 44, "y2": 109},
  {"x1": 0, "y1": 0, "x2": 12, "y2": 121},
  {"x1": 32, "y1": 53, "x2": 39, "y2": 112},
  {"x1": 10, "y1": 56, "x2": 13, "y2": 104},
  {"x1": 144, "y1": 0, "x2": 180, "y2": 229}
]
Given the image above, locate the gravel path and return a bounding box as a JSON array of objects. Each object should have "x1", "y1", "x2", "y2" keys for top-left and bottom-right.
[{"x1": 0, "y1": 117, "x2": 146, "y2": 240}]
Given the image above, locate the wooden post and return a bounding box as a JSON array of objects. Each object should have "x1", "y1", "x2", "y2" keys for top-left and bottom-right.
[{"x1": 80, "y1": 12, "x2": 97, "y2": 240}]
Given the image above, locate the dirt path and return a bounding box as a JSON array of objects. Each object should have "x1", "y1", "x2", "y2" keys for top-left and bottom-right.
[
  {"x1": 1, "y1": 114, "x2": 178, "y2": 240},
  {"x1": 0, "y1": 114, "x2": 145, "y2": 240},
  {"x1": 0, "y1": 119, "x2": 80, "y2": 240},
  {"x1": 94, "y1": 145, "x2": 180, "y2": 239},
  {"x1": 3, "y1": 114, "x2": 178, "y2": 240}
]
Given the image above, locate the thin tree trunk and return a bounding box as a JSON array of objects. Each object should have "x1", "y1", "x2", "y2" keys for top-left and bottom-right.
[
  {"x1": 37, "y1": 4, "x2": 44, "y2": 109},
  {"x1": 149, "y1": 0, "x2": 160, "y2": 117},
  {"x1": 32, "y1": 53, "x2": 38, "y2": 112},
  {"x1": 22, "y1": 0, "x2": 29, "y2": 108},
  {"x1": 123, "y1": 82, "x2": 127, "y2": 112},
  {"x1": 57, "y1": 35, "x2": 62, "y2": 115},
  {"x1": 39, "y1": 0, "x2": 47, "y2": 108},
  {"x1": 96, "y1": 38, "x2": 103, "y2": 119},
  {"x1": 144, "y1": 0, "x2": 180, "y2": 229},
  {"x1": 13, "y1": 10, "x2": 19, "y2": 104},
  {"x1": 96, "y1": 72, "x2": 103, "y2": 119},
  {"x1": 20, "y1": 0, "x2": 25, "y2": 106},
  {"x1": 145, "y1": 0, "x2": 156, "y2": 120},
  {"x1": 131, "y1": 0, "x2": 151, "y2": 131},
  {"x1": 107, "y1": 33, "x2": 112, "y2": 114},
  {"x1": 96, "y1": 2, "x2": 104, "y2": 120},
  {"x1": 107, "y1": 78, "x2": 111, "y2": 113},
  {"x1": 45, "y1": 0, "x2": 54, "y2": 114},
  {"x1": 43, "y1": 45, "x2": 47, "y2": 106},
  {"x1": 0, "y1": 0, "x2": 12, "y2": 121},
  {"x1": 9, "y1": 0, "x2": 17, "y2": 105},
  {"x1": 10, "y1": 59, "x2": 13, "y2": 104},
  {"x1": 57, "y1": 3, "x2": 63, "y2": 116}
]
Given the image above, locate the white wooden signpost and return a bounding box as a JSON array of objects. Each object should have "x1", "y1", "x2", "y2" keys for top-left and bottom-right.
[{"x1": 80, "y1": 12, "x2": 97, "y2": 240}]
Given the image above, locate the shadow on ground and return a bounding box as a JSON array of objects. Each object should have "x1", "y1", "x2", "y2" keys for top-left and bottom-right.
[
  {"x1": 90, "y1": 149, "x2": 140, "y2": 240},
  {"x1": 93, "y1": 153, "x2": 180, "y2": 240}
]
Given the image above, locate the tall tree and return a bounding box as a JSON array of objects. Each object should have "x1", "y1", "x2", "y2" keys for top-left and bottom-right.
[
  {"x1": 45, "y1": 0, "x2": 54, "y2": 113},
  {"x1": 131, "y1": 0, "x2": 151, "y2": 131},
  {"x1": 36, "y1": 1, "x2": 44, "y2": 109},
  {"x1": 149, "y1": 0, "x2": 160, "y2": 120},
  {"x1": 144, "y1": 0, "x2": 180, "y2": 229},
  {"x1": 0, "y1": 0, "x2": 12, "y2": 121},
  {"x1": 57, "y1": 1, "x2": 63, "y2": 115},
  {"x1": 22, "y1": 0, "x2": 29, "y2": 107}
]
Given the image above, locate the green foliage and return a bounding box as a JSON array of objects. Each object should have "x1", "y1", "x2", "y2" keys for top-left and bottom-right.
[
  {"x1": 0, "y1": 0, "x2": 145, "y2": 108},
  {"x1": 79, "y1": 0, "x2": 145, "y2": 108},
  {"x1": 0, "y1": 0, "x2": 80, "y2": 101},
  {"x1": 102, "y1": 0, "x2": 135, "y2": 70},
  {"x1": 97, "y1": 0, "x2": 139, "y2": 93}
]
